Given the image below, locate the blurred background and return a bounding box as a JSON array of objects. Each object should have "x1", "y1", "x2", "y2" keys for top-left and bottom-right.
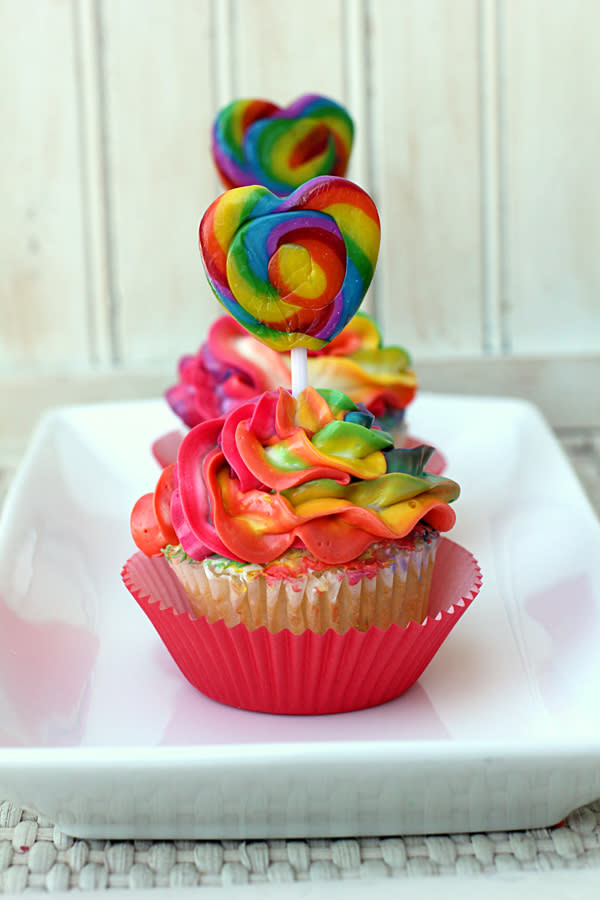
[{"x1": 1, "y1": 0, "x2": 599, "y2": 467}]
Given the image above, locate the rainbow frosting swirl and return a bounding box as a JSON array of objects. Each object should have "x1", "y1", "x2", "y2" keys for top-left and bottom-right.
[
  {"x1": 132, "y1": 387, "x2": 459, "y2": 566},
  {"x1": 212, "y1": 94, "x2": 353, "y2": 195},
  {"x1": 199, "y1": 176, "x2": 380, "y2": 351},
  {"x1": 166, "y1": 313, "x2": 416, "y2": 427}
]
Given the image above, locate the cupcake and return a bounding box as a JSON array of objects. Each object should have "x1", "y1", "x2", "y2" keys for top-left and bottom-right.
[
  {"x1": 165, "y1": 311, "x2": 417, "y2": 446},
  {"x1": 151, "y1": 387, "x2": 450, "y2": 630},
  {"x1": 124, "y1": 386, "x2": 479, "y2": 714}
]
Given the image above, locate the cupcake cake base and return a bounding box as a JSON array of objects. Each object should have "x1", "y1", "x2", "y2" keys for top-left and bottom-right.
[{"x1": 163, "y1": 525, "x2": 440, "y2": 634}]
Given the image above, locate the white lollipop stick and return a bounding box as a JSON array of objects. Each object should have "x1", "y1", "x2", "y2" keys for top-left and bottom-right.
[{"x1": 290, "y1": 346, "x2": 308, "y2": 397}]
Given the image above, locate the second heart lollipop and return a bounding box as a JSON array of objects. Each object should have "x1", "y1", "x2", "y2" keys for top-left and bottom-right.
[{"x1": 212, "y1": 94, "x2": 354, "y2": 195}]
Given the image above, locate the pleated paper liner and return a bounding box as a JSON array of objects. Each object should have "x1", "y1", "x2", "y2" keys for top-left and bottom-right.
[{"x1": 122, "y1": 538, "x2": 481, "y2": 715}]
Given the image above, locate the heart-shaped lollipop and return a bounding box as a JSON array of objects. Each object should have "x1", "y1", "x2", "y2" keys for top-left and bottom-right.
[
  {"x1": 199, "y1": 175, "x2": 380, "y2": 353},
  {"x1": 212, "y1": 94, "x2": 354, "y2": 195}
]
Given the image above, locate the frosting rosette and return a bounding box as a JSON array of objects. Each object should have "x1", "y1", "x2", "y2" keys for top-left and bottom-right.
[
  {"x1": 132, "y1": 387, "x2": 459, "y2": 566},
  {"x1": 212, "y1": 94, "x2": 353, "y2": 195},
  {"x1": 166, "y1": 316, "x2": 288, "y2": 426},
  {"x1": 166, "y1": 313, "x2": 416, "y2": 428},
  {"x1": 199, "y1": 176, "x2": 380, "y2": 352}
]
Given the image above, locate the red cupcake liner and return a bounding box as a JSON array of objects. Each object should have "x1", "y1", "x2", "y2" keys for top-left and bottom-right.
[{"x1": 122, "y1": 538, "x2": 481, "y2": 715}]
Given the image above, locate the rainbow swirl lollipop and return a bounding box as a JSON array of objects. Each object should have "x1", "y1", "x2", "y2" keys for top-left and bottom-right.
[
  {"x1": 212, "y1": 94, "x2": 354, "y2": 196},
  {"x1": 199, "y1": 175, "x2": 380, "y2": 352}
]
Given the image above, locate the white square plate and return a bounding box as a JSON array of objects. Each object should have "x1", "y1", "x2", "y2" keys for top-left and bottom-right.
[{"x1": 1, "y1": 394, "x2": 599, "y2": 839}]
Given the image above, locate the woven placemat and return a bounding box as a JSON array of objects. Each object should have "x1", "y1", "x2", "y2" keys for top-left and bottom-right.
[{"x1": 1, "y1": 799, "x2": 600, "y2": 893}]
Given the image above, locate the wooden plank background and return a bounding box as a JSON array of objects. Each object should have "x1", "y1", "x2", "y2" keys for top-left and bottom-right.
[
  {"x1": 1, "y1": 0, "x2": 599, "y2": 443},
  {"x1": 369, "y1": 0, "x2": 484, "y2": 357},
  {"x1": 1, "y1": 0, "x2": 90, "y2": 367},
  {"x1": 502, "y1": 0, "x2": 600, "y2": 355}
]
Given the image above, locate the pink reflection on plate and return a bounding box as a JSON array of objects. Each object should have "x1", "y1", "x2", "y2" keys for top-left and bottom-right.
[{"x1": 0, "y1": 598, "x2": 99, "y2": 747}]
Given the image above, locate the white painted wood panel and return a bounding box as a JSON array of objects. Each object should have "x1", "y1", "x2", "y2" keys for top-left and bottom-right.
[
  {"x1": 75, "y1": 0, "x2": 113, "y2": 365},
  {"x1": 502, "y1": 0, "x2": 600, "y2": 354},
  {"x1": 101, "y1": 0, "x2": 219, "y2": 365},
  {"x1": 0, "y1": 0, "x2": 89, "y2": 370},
  {"x1": 368, "y1": 0, "x2": 484, "y2": 358},
  {"x1": 343, "y1": 0, "x2": 370, "y2": 192},
  {"x1": 232, "y1": 0, "x2": 347, "y2": 104}
]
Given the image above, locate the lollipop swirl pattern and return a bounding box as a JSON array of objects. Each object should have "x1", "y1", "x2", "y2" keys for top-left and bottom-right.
[
  {"x1": 199, "y1": 176, "x2": 381, "y2": 351},
  {"x1": 212, "y1": 94, "x2": 354, "y2": 195}
]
